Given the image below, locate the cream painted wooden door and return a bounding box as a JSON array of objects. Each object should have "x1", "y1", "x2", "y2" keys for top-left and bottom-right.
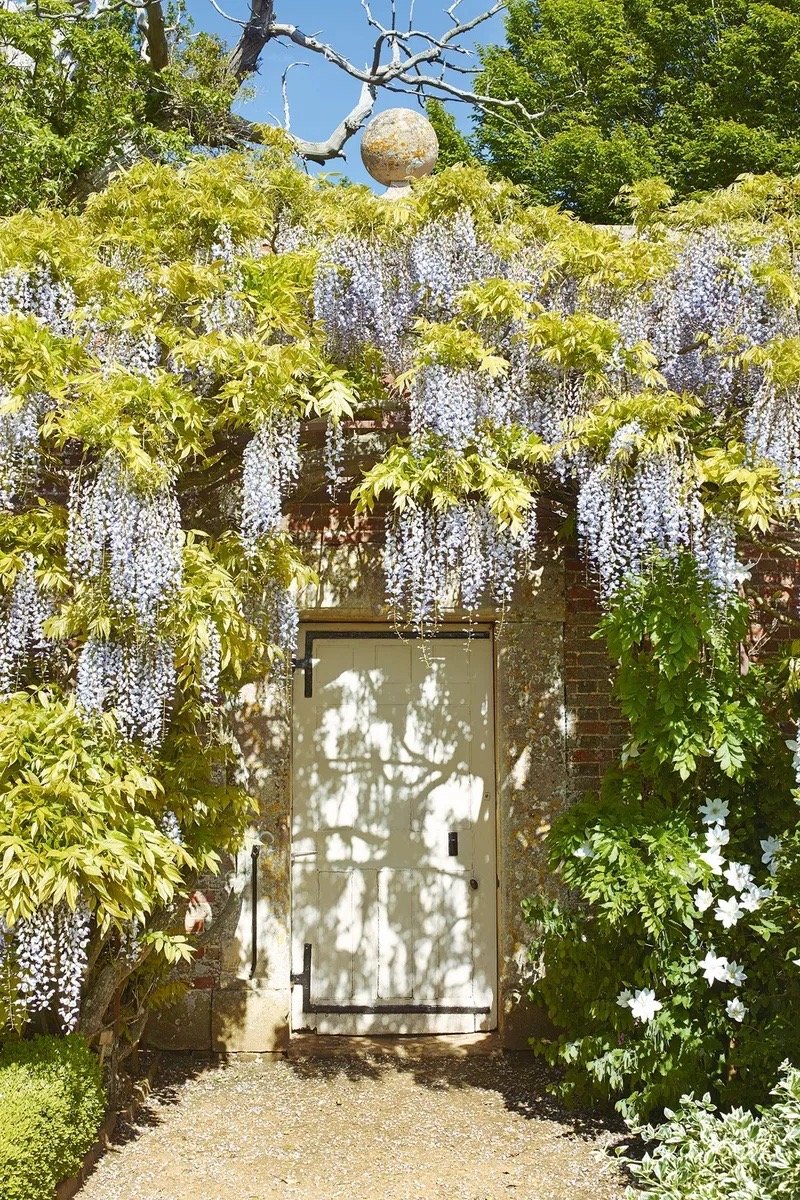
[{"x1": 291, "y1": 630, "x2": 497, "y2": 1035}]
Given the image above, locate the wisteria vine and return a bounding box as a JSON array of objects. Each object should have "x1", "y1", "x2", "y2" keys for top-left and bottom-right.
[{"x1": 0, "y1": 157, "x2": 799, "y2": 1040}]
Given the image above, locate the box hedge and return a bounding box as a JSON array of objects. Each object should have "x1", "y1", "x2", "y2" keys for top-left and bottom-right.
[{"x1": 0, "y1": 1035, "x2": 106, "y2": 1200}]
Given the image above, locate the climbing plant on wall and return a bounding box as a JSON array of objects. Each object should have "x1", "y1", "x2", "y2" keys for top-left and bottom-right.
[{"x1": 1, "y1": 146, "x2": 800, "y2": 1069}]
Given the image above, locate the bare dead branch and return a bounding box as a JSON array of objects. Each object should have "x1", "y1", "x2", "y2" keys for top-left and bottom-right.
[
  {"x1": 289, "y1": 79, "x2": 377, "y2": 164},
  {"x1": 220, "y1": 77, "x2": 376, "y2": 164},
  {"x1": 208, "y1": 0, "x2": 247, "y2": 27},
  {"x1": 33, "y1": 1, "x2": 531, "y2": 166},
  {"x1": 280, "y1": 60, "x2": 307, "y2": 131}
]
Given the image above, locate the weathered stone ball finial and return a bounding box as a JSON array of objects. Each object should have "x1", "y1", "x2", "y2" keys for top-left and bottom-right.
[{"x1": 360, "y1": 108, "x2": 439, "y2": 199}]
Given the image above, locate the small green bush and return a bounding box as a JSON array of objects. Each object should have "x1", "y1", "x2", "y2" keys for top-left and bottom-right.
[
  {"x1": 0, "y1": 1035, "x2": 106, "y2": 1200},
  {"x1": 626, "y1": 1062, "x2": 800, "y2": 1199}
]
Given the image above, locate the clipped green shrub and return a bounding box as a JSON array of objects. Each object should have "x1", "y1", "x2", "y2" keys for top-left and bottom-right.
[
  {"x1": 0, "y1": 1035, "x2": 105, "y2": 1200},
  {"x1": 626, "y1": 1062, "x2": 800, "y2": 1199}
]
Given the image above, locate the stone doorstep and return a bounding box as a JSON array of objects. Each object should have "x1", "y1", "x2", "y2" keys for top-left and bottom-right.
[{"x1": 286, "y1": 1032, "x2": 502, "y2": 1060}]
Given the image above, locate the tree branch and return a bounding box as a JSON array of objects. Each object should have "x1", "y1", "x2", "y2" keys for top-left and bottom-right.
[
  {"x1": 227, "y1": 0, "x2": 274, "y2": 79},
  {"x1": 291, "y1": 80, "x2": 377, "y2": 164},
  {"x1": 280, "y1": 60, "x2": 307, "y2": 131},
  {"x1": 222, "y1": 79, "x2": 378, "y2": 164},
  {"x1": 38, "y1": 1, "x2": 527, "y2": 166},
  {"x1": 136, "y1": 0, "x2": 169, "y2": 70}
]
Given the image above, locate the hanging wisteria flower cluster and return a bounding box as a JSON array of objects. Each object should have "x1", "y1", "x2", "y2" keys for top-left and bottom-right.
[
  {"x1": 76, "y1": 636, "x2": 176, "y2": 747},
  {"x1": 241, "y1": 414, "x2": 300, "y2": 549},
  {"x1": 410, "y1": 209, "x2": 501, "y2": 316},
  {"x1": 384, "y1": 501, "x2": 537, "y2": 627},
  {"x1": 0, "y1": 554, "x2": 54, "y2": 693},
  {"x1": 0, "y1": 264, "x2": 76, "y2": 335},
  {"x1": 67, "y1": 455, "x2": 182, "y2": 628},
  {"x1": 304, "y1": 183, "x2": 800, "y2": 614},
  {"x1": 410, "y1": 366, "x2": 485, "y2": 453},
  {"x1": 199, "y1": 225, "x2": 248, "y2": 335},
  {"x1": 576, "y1": 438, "x2": 696, "y2": 598},
  {"x1": 12, "y1": 904, "x2": 91, "y2": 1031},
  {"x1": 744, "y1": 379, "x2": 800, "y2": 492},
  {"x1": 0, "y1": 389, "x2": 47, "y2": 508},
  {"x1": 314, "y1": 236, "x2": 416, "y2": 373},
  {"x1": 314, "y1": 210, "x2": 501, "y2": 373}
]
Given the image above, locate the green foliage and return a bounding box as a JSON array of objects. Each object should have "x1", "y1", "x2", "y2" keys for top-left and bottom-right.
[
  {"x1": 626, "y1": 1063, "x2": 800, "y2": 1199},
  {"x1": 467, "y1": 0, "x2": 800, "y2": 221},
  {"x1": 599, "y1": 559, "x2": 770, "y2": 781},
  {"x1": 425, "y1": 99, "x2": 476, "y2": 171},
  {"x1": 354, "y1": 425, "x2": 548, "y2": 534},
  {"x1": 0, "y1": 153, "x2": 348, "y2": 1042},
  {"x1": 0, "y1": 5, "x2": 239, "y2": 215},
  {"x1": 525, "y1": 555, "x2": 800, "y2": 1122},
  {"x1": 1, "y1": 149, "x2": 800, "y2": 1094},
  {"x1": 0, "y1": 691, "x2": 191, "y2": 926},
  {"x1": 0, "y1": 1034, "x2": 105, "y2": 1200}
]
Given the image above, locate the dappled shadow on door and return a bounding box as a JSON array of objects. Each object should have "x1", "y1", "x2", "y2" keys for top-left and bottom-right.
[{"x1": 292, "y1": 633, "x2": 497, "y2": 1034}]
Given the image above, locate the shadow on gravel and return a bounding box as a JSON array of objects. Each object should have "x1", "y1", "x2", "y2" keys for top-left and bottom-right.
[
  {"x1": 282, "y1": 1049, "x2": 626, "y2": 1143},
  {"x1": 103, "y1": 1052, "x2": 230, "y2": 1143},
  {"x1": 77, "y1": 1047, "x2": 634, "y2": 1198}
]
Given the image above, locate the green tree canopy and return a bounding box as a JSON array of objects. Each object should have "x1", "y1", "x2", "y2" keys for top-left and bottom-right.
[{"x1": 430, "y1": 0, "x2": 800, "y2": 222}]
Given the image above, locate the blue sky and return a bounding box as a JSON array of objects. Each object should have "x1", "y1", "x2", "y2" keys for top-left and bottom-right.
[{"x1": 186, "y1": 0, "x2": 505, "y2": 186}]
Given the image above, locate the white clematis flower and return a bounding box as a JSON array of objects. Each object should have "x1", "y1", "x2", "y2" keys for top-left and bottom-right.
[
  {"x1": 740, "y1": 883, "x2": 772, "y2": 912},
  {"x1": 629, "y1": 988, "x2": 662, "y2": 1023},
  {"x1": 725, "y1": 962, "x2": 747, "y2": 987},
  {"x1": 699, "y1": 799, "x2": 730, "y2": 826},
  {"x1": 616, "y1": 989, "x2": 633, "y2": 1009},
  {"x1": 760, "y1": 837, "x2": 781, "y2": 871},
  {"x1": 705, "y1": 824, "x2": 730, "y2": 850},
  {"x1": 694, "y1": 888, "x2": 715, "y2": 913},
  {"x1": 700, "y1": 847, "x2": 726, "y2": 875},
  {"x1": 699, "y1": 952, "x2": 729, "y2": 984},
  {"x1": 724, "y1": 861, "x2": 753, "y2": 892},
  {"x1": 726, "y1": 997, "x2": 747, "y2": 1023},
  {"x1": 573, "y1": 841, "x2": 595, "y2": 859},
  {"x1": 715, "y1": 897, "x2": 744, "y2": 929}
]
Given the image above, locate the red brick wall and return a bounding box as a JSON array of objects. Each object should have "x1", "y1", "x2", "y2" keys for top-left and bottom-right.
[{"x1": 563, "y1": 542, "x2": 626, "y2": 800}]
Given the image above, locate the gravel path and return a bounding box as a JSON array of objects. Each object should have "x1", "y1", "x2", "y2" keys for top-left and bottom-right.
[{"x1": 77, "y1": 1052, "x2": 628, "y2": 1200}]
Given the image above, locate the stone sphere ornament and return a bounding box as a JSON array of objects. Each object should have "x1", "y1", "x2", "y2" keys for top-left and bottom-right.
[{"x1": 360, "y1": 108, "x2": 439, "y2": 199}]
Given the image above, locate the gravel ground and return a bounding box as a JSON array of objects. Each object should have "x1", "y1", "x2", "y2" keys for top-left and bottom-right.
[{"x1": 77, "y1": 1052, "x2": 629, "y2": 1200}]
